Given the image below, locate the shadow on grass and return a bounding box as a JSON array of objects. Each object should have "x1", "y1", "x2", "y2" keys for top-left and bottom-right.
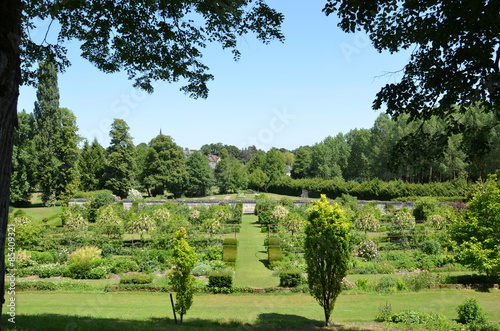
[{"x1": 2, "y1": 313, "x2": 372, "y2": 330}]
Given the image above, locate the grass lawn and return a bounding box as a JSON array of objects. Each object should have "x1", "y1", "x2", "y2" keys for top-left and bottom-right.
[
  {"x1": 10, "y1": 205, "x2": 63, "y2": 226},
  {"x1": 3, "y1": 290, "x2": 499, "y2": 330},
  {"x1": 234, "y1": 215, "x2": 279, "y2": 288}
]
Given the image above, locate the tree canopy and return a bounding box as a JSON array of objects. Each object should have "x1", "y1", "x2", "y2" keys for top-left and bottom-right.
[{"x1": 324, "y1": 0, "x2": 500, "y2": 123}]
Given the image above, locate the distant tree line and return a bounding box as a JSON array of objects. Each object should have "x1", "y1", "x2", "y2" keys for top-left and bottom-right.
[{"x1": 10, "y1": 60, "x2": 500, "y2": 205}]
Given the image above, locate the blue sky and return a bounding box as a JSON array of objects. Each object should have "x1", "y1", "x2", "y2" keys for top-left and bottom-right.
[{"x1": 17, "y1": 0, "x2": 411, "y2": 151}]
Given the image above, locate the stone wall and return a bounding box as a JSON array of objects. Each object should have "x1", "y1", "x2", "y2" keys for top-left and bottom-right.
[{"x1": 69, "y1": 198, "x2": 415, "y2": 214}]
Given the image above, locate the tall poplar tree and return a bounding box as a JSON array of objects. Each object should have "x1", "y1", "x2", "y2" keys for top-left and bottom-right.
[
  {"x1": 10, "y1": 110, "x2": 35, "y2": 204},
  {"x1": 305, "y1": 195, "x2": 352, "y2": 327},
  {"x1": 32, "y1": 59, "x2": 80, "y2": 205},
  {"x1": 103, "y1": 119, "x2": 136, "y2": 198}
]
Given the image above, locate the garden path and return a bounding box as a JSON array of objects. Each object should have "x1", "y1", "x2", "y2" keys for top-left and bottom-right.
[{"x1": 234, "y1": 215, "x2": 279, "y2": 288}]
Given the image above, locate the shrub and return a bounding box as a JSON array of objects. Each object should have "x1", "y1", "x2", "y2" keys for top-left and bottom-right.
[
  {"x1": 268, "y1": 247, "x2": 283, "y2": 267},
  {"x1": 191, "y1": 263, "x2": 212, "y2": 276},
  {"x1": 120, "y1": 272, "x2": 154, "y2": 284},
  {"x1": 355, "y1": 277, "x2": 372, "y2": 291},
  {"x1": 375, "y1": 261, "x2": 396, "y2": 274},
  {"x1": 208, "y1": 272, "x2": 232, "y2": 289},
  {"x1": 457, "y1": 299, "x2": 486, "y2": 325},
  {"x1": 420, "y1": 239, "x2": 442, "y2": 255},
  {"x1": 223, "y1": 238, "x2": 238, "y2": 246},
  {"x1": 29, "y1": 251, "x2": 55, "y2": 264},
  {"x1": 266, "y1": 237, "x2": 281, "y2": 247},
  {"x1": 35, "y1": 264, "x2": 67, "y2": 278},
  {"x1": 87, "y1": 266, "x2": 109, "y2": 279},
  {"x1": 384, "y1": 252, "x2": 417, "y2": 271},
  {"x1": 222, "y1": 245, "x2": 237, "y2": 263},
  {"x1": 376, "y1": 276, "x2": 406, "y2": 293},
  {"x1": 353, "y1": 240, "x2": 379, "y2": 261},
  {"x1": 111, "y1": 258, "x2": 139, "y2": 274},
  {"x1": 403, "y1": 270, "x2": 437, "y2": 291},
  {"x1": 413, "y1": 197, "x2": 438, "y2": 221},
  {"x1": 279, "y1": 270, "x2": 303, "y2": 287},
  {"x1": 375, "y1": 302, "x2": 393, "y2": 322},
  {"x1": 341, "y1": 277, "x2": 355, "y2": 290},
  {"x1": 68, "y1": 246, "x2": 102, "y2": 279}
]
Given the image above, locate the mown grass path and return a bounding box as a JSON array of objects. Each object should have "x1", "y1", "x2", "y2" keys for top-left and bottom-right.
[{"x1": 234, "y1": 215, "x2": 279, "y2": 288}]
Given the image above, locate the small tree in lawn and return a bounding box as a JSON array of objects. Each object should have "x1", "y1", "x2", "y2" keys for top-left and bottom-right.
[
  {"x1": 169, "y1": 227, "x2": 196, "y2": 324},
  {"x1": 305, "y1": 195, "x2": 352, "y2": 327}
]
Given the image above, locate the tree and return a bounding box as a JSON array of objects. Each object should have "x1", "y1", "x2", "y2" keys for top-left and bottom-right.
[
  {"x1": 32, "y1": 59, "x2": 80, "y2": 205},
  {"x1": 1, "y1": 0, "x2": 283, "y2": 319},
  {"x1": 324, "y1": 1, "x2": 500, "y2": 122},
  {"x1": 169, "y1": 227, "x2": 197, "y2": 324},
  {"x1": 141, "y1": 134, "x2": 187, "y2": 198},
  {"x1": 261, "y1": 148, "x2": 287, "y2": 190},
  {"x1": 186, "y1": 151, "x2": 214, "y2": 197},
  {"x1": 291, "y1": 146, "x2": 312, "y2": 179},
  {"x1": 310, "y1": 134, "x2": 350, "y2": 180},
  {"x1": 450, "y1": 175, "x2": 500, "y2": 278},
  {"x1": 344, "y1": 128, "x2": 373, "y2": 181},
  {"x1": 103, "y1": 119, "x2": 136, "y2": 198},
  {"x1": 79, "y1": 139, "x2": 107, "y2": 192},
  {"x1": 215, "y1": 149, "x2": 248, "y2": 194},
  {"x1": 304, "y1": 195, "x2": 352, "y2": 327},
  {"x1": 10, "y1": 110, "x2": 35, "y2": 204}
]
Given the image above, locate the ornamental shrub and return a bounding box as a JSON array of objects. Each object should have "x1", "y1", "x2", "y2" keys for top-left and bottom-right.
[
  {"x1": 120, "y1": 272, "x2": 154, "y2": 284},
  {"x1": 111, "y1": 258, "x2": 139, "y2": 274},
  {"x1": 68, "y1": 246, "x2": 102, "y2": 279},
  {"x1": 279, "y1": 270, "x2": 303, "y2": 287},
  {"x1": 208, "y1": 272, "x2": 232, "y2": 289},
  {"x1": 353, "y1": 240, "x2": 379, "y2": 261},
  {"x1": 420, "y1": 239, "x2": 442, "y2": 255},
  {"x1": 457, "y1": 298, "x2": 486, "y2": 325}
]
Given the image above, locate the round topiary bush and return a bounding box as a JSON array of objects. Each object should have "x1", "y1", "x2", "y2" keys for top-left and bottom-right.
[{"x1": 457, "y1": 298, "x2": 486, "y2": 325}]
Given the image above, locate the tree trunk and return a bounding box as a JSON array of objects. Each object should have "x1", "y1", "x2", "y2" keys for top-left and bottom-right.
[
  {"x1": 0, "y1": 0, "x2": 22, "y2": 327},
  {"x1": 324, "y1": 306, "x2": 331, "y2": 327}
]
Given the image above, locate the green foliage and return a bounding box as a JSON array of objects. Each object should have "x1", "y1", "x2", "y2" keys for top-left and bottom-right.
[
  {"x1": 279, "y1": 270, "x2": 303, "y2": 287},
  {"x1": 111, "y1": 258, "x2": 139, "y2": 274},
  {"x1": 103, "y1": 119, "x2": 136, "y2": 198},
  {"x1": 222, "y1": 239, "x2": 238, "y2": 265},
  {"x1": 186, "y1": 151, "x2": 214, "y2": 197},
  {"x1": 375, "y1": 302, "x2": 393, "y2": 322},
  {"x1": 403, "y1": 271, "x2": 437, "y2": 292},
  {"x1": 79, "y1": 139, "x2": 107, "y2": 192},
  {"x1": 207, "y1": 272, "x2": 233, "y2": 290},
  {"x1": 451, "y1": 175, "x2": 500, "y2": 277},
  {"x1": 9, "y1": 216, "x2": 44, "y2": 249},
  {"x1": 94, "y1": 205, "x2": 124, "y2": 239},
  {"x1": 67, "y1": 246, "x2": 102, "y2": 279},
  {"x1": 376, "y1": 276, "x2": 407, "y2": 293},
  {"x1": 119, "y1": 273, "x2": 154, "y2": 284},
  {"x1": 141, "y1": 134, "x2": 187, "y2": 197},
  {"x1": 86, "y1": 191, "x2": 115, "y2": 222},
  {"x1": 169, "y1": 227, "x2": 196, "y2": 322},
  {"x1": 304, "y1": 195, "x2": 352, "y2": 327},
  {"x1": 413, "y1": 197, "x2": 438, "y2": 220},
  {"x1": 420, "y1": 239, "x2": 443, "y2": 255},
  {"x1": 457, "y1": 299, "x2": 487, "y2": 325}
]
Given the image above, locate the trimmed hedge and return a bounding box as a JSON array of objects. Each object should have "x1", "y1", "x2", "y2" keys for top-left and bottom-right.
[
  {"x1": 279, "y1": 270, "x2": 303, "y2": 287},
  {"x1": 119, "y1": 273, "x2": 154, "y2": 284},
  {"x1": 223, "y1": 238, "x2": 238, "y2": 246},
  {"x1": 222, "y1": 238, "x2": 238, "y2": 267},
  {"x1": 208, "y1": 272, "x2": 233, "y2": 289},
  {"x1": 266, "y1": 237, "x2": 282, "y2": 268}
]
